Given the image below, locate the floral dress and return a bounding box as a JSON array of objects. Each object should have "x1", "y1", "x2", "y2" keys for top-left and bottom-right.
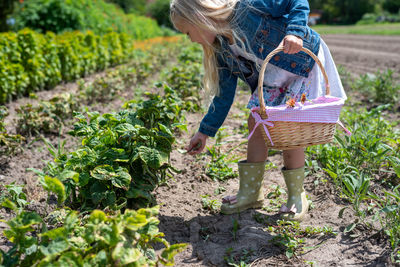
[{"x1": 229, "y1": 39, "x2": 347, "y2": 109}]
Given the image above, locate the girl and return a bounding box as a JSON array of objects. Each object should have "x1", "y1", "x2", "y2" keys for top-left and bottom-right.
[{"x1": 170, "y1": 0, "x2": 346, "y2": 221}]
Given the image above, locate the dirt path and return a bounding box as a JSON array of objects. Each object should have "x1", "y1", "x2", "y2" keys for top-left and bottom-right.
[{"x1": 322, "y1": 34, "x2": 400, "y2": 78}]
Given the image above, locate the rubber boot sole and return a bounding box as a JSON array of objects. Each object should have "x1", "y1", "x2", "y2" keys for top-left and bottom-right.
[
  {"x1": 281, "y1": 194, "x2": 309, "y2": 221},
  {"x1": 220, "y1": 199, "x2": 264, "y2": 215}
]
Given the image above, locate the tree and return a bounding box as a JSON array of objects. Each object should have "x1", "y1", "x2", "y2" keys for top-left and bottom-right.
[
  {"x1": 383, "y1": 0, "x2": 400, "y2": 13},
  {"x1": 106, "y1": 0, "x2": 147, "y2": 15},
  {"x1": 0, "y1": 0, "x2": 18, "y2": 32},
  {"x1": 320, "y1": 0, "x2": 375, "y2": 24}
]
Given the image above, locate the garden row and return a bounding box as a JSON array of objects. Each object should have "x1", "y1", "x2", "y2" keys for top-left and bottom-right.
[
  {"x1": 0, "y1": 28, "x2": 164, "y2": 104},
  {"x1": 0, "y1": 38, "x2": 205, "y2": 266}
]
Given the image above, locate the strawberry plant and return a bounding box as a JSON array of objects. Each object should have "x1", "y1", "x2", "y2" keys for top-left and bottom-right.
[
  {"x1": 33, "y1": 105, "x2": 177, "y2": 210},
  {"x1": 0, "y1": 206, "x2": 186, "y2": 266},
  {"x1": 15, "y1": 93, "x2": 79, "y2": 136},
  {"x1": 123, "y1": 83, "x2": 186, "y2": 129},
  {"x1": 0, "y1": 106, "x2": 25, "y2": 156}
]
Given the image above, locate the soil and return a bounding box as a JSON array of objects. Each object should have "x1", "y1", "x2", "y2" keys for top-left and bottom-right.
[
  {"x1": 322, "y1": 34, "x2": 400, "y2": 79},
  {"x1": 1, "y1": 35, "x2": 399, "y2": 266}
]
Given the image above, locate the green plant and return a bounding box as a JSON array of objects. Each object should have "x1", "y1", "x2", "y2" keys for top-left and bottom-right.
[
  {"x1": 201, "y1": 195, "x2": 221, "y2": 213},
  {"x1": 232, "y1": 219, "x2": 240, "y2": 241},
  {"x1": 15, "y1": 93, "x2": 79, "y2": 136},
  {"x1": 224, "y1": 248, "x2": 254, "y2": 267},
  {"x1": 146, "y1": 0, "x2": 172, "y2": 28},
  {"x1": 267, "y1": 220, "x2": 337, "y2": 259},
  {"x1": 12, "y1": 0, "x2": 163, "y2": 39},
  {"x1": 205, "y1": 129, "x2": 242, "y2": 181},
  {"x1": 0, "y1": 206, "x2": 186, "y2": 266},
  {"x1": 0, "y1": 106, "x2": 25, "y2": 156},
  {"x1": 371, "y1": 185, "x2": 400, "y2": 262},
  {"x1": 0, "y1": 183, "x2": 29, "y2": 211},
  {"x1": 351, "y1": 69, "x2": 400, "y2": 106}
]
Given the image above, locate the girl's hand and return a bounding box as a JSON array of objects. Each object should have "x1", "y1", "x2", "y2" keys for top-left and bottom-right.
[
  {"x1": 187, "y1": 131, "x2": 208, "y2": 155},
  {"x1": 280, "y1": 35, "x2": 303, "y2": 54}
]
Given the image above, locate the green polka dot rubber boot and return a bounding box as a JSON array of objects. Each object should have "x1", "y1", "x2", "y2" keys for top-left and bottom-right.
[
  {"x1": 220, "y1": 160, "x2": 266, "y2": 215},
  {"x1": 280, "y1": 166, "x2": 309, "y2": 221}
]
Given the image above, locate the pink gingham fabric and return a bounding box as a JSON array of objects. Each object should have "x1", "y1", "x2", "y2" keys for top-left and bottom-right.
[
  {"x1": 251, "y1": 96, "x2": 344, "y2": 123},
  {"x1": 248, "y1": 96, "x2": 351, "y2": 144}
]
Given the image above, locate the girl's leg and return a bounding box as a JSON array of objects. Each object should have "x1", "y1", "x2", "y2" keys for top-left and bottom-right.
[
  {"x1": 247, "y1": 114, "x2": 268, "y2": 163},
  {"x1": 281, "y1": 148, "x2": 308, "y2": 221},
  {"x1": 220, "y1": 114, "x2": 267, "y2": 214},
  {"x1": 283, "y1": 148, "x2": 305, "y2": 169}
]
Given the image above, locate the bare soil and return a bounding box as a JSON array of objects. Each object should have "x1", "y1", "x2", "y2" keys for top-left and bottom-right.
[
  {"x1": 1, "y1": 35, "x2": 399, "y2": 266},
  {"x1": 322, "y1": 34, "x2": 400, "y2": 78}
]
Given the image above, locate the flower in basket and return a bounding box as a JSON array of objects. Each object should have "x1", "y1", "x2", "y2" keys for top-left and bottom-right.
[
  {"x1": 300, "y1": 93, "x2": 306, "y2": 104},
  {"x1": 286, "y1": 97, "x2": 296, "y2": 108}
]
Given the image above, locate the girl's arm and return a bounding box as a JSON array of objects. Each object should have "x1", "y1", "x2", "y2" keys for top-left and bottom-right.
[
  {"x1": 198, "y1": 65, "x2": 238, "y2": 137},
  {"x1": 187, "y1": 63, "x2": 238, "y2": 155},
  {"x1": 255, "y1": 0, "x2": 310, "y2": 40}
]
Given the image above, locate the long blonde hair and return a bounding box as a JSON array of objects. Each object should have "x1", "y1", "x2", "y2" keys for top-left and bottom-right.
[{"x1": 170, "y1": 0, "x2": 242, "y2": 98}]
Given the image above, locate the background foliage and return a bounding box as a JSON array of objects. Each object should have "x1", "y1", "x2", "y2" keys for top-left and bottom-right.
[{"x1": 9, "y1": 0, "x2": 163, "y2": 38}]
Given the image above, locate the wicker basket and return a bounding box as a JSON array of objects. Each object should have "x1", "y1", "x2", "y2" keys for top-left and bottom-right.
[{"x1": 254, "y1": 46, "x2": 340, "y2": 150}]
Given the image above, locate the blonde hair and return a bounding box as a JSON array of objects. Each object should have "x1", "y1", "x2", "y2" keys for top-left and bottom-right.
[{"x1": 170, "y1": 0, "x2": 244, "y2": 98}]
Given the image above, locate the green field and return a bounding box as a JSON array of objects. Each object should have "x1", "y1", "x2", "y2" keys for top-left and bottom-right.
[{"x1": 312, "y1": 23, "x2": 400, "y2": 35}]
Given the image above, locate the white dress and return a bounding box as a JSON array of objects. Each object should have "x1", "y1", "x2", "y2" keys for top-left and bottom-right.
[{"x1": 229, "y1": 39, "x2": 347, "y2": 108}]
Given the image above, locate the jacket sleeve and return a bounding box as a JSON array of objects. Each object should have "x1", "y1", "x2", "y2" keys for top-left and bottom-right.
[
  {"x1": 198, "y1": 56, "x2": 238, "y2": 137},
  {"x1": 255, "y1": 0, "x2": 310, "y2": 39}
]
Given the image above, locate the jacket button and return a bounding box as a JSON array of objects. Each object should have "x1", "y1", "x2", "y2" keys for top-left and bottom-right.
[
  {"x1": 261, "y1": 30, "x2": 268, "y2": 35},
  {"x1": 274, "y1": 55, "x2": 280, "y2": 61},
  {"x1": 259, "y1": 47, "x2": 263, "y2": 53},
  {"x1": 291, "y1": 62, "x2": 297, "y2": 68},
  {"x1": 305, "y1": 67, "x2": 311, "y2": 73}
]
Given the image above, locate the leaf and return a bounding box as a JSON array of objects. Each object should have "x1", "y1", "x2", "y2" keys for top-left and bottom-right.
[
  {"x1": 126, "y1": 187, "x2": 152, "y2": 200},
  {"x1": 338, "y1": 207, "x2": 347, "y2": 218},
  {"x1": 58, "y1": 170, "x2": 79, "y2": 183},
  {"x1": 111, "y1": 167, "x2": 131, "y2": 190},
  {"x1": 171, "y1": 122, "x2": 188, "y2": 132},
  {"x1": 89, "y1": 210, "x2": 107, "y2": 224},
  {"x1": 160, "y1": 243, "x2": 188, "y2": 266},
  {"x1": 344, "y1": 222, "x2": 356, "y2": 233},
  {"x1": 114, "y1": 123, "x2": 135, "y2": 134},
  {"x1": 158, "y1": 123, "x2": 172, "y2": 136},
  {"x1": 40, "y1": 227, "x2": 67, "y2": 240},
  {"x1": 138, "y1": 146, "x2": 168, "y2": 169},
  {"x1": 83, "y1": 249, "x2": 107, "y2": 266},
  {"x1": 79, "y1": 172, "x2": 91, "y2": 187},
  {"x1": 124, "y1": 213, "x2": 148, "y2": 231},
  {"x1": 90, "y1": 182, "x2": 108, "y2": 205},
  {"x1": 1, "y1": 198, "x2": 18, "y2": 211},
  {"x1": 111, "y1": 242, "x2": 142, "y2": 264},
  {"x1": 381, "y1": 205, "x2": 399, "y2": 213},
  {"x1": 323, "y1": 168, "x2": 337, "y2": 179},
  {"x1": 39, "y1": 239, "x2": 69, "y2": 257},
  {"x1": 102, "y1": 191, "x2": 117, "y2": 207},
  {"x1": 42, "y1": 176, "x2": 66, "y2": 204},
  {"x1": 57, "y1": 251, "x2": 83, "y2": 267},
  {"x1": 90, "y1": 165, "x2": 115, "y2": 181}
]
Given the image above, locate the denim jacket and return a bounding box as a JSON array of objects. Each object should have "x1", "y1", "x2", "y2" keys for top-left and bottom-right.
[{"x1": 199, "y1": 0, "x2": 321, "y2": 137}]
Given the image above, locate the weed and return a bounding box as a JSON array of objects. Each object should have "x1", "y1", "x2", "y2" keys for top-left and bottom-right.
[
  {"x1": 201, "y1": 195, "x2": 221, "y2": 213},
  {"x1": 351, "y1": 69, "x2": 400, "y2": 107},
  {"x1": 266, "y1": 220, "x2": 337, "y2": 259},
  {"x1": 224, "y1": 248, "x2": 254, "y2": 267},
  {"x1": 206, "y1": 128, "x2": 240, "y2": 181}
]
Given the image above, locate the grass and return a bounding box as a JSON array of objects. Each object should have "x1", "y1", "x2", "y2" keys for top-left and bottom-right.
[{"x1": 312, "y1": 23, "x2": 400, "y2": 35}]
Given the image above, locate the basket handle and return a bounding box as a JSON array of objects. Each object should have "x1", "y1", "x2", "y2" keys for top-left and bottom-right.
[{"x1": 257, "y1": 45, "x2": 330, "y2": 115}]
